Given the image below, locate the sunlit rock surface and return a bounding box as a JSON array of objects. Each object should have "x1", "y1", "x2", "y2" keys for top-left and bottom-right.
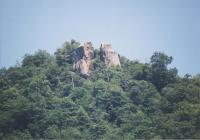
[
  {"x1": 72, "y1": 42, "x2": 94, "y2": 76},
  {"x1": 100, "y1": 43, "x2": 121, "y2": 66}
]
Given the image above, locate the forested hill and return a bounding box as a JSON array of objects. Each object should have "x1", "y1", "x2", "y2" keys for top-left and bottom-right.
[{"x1": 0, "y1": 40, "x2": 200, "y2": 139}]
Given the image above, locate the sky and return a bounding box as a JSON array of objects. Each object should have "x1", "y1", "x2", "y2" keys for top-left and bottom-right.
[{"x1": 0, "y1": 0, "x2": 200, "y2": 76}]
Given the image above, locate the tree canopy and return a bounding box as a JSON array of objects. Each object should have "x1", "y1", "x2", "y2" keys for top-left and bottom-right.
[{"x1": 0, "y1": 40, "x2": 199, "y2": 139}]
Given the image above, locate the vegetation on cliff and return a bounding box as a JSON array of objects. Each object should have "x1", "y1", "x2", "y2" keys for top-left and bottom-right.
[{"x1": 0, "y1": 40, "x2": 200, "y2": 139}]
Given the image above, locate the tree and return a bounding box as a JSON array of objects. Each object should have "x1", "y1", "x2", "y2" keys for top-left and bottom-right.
[
  {"x1": 1, "y1": 40, "x2": 199, "y2": 139},
  {"x1": 129, "y1": 80, "x2": 161, "y2": 114},
  {"x1": 150, "y1": 52, "x2": 177, "y2": 91},
  {"x1": 54, "y1": 40, "x2": 80, "y2": 66},
  {"x1": 22, "y1": 50, "x2": 55, "y2": 67}
]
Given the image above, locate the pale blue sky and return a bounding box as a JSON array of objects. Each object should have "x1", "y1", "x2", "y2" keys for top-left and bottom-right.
[{"x1": 0, "y1": 0, "x2": 200, "y2": 76}]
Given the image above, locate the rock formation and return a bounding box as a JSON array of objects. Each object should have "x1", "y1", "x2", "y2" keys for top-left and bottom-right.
[
  {"x1": 100, "y1": 43, "x2": 121, "y2": 66},
  {"x1": 72, "y1": 42, "x2": 121, "y2": 76},
  {"x1": 72, "y1": 42, "x2": 94, "y2": 76}
]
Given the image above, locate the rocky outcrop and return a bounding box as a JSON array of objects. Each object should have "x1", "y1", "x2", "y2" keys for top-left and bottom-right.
[
  {"x1": 72, "y1": 42, "x2": 121, "y2": 76},
  {"x1": 72, "y1": 42, "x2": 94, "y2": 76},
  {"x1": 100, "y1": 43, "x2": 121, "y2": 66}
]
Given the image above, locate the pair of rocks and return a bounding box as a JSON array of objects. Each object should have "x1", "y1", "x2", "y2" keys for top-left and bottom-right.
[{"x1": 72, "y1": 42, "x2": 120, "y2": 76}]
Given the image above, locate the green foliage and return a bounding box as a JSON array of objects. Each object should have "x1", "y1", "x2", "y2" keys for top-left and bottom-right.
[
  {"x1": 0, "y1": 40, "x2": 199, "y2": 139},
  {"x1": 150, "y1": 52, "x2": 178, "y2": 91},
  {"x1": 129, "y1": 80, "x2": 161, "y2": 114},
  {"x1": 54, "y1": 40, "x2": 80, "y2": 66},
  {"x1": 22, "y1": 50, "x2": 55, "y2": 67}
]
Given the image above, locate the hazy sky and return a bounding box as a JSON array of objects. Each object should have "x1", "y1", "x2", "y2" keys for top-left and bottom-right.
[{"x1": 0, "y1": 0, "x2": 200, "y2": 76}]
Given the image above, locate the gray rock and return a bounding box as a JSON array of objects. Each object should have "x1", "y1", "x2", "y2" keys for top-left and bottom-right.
[
  {"x1": 72, "y1": 42, "x2": 121, "y2": 77},
  {"x1": 100, "y1": 43, "x2": 121, "y2": 66},
  {"x1": 72, "y1": 42, "x2": 94, "y2": 76}
]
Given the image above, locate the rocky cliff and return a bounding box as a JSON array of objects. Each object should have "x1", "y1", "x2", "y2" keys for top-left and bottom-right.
[
  {"x1": 100, "y1": 43, "x2": 121, "y2": 67},
  {"x1": 72, "y1": 42, "x2": 120, "y2": 76},
  {"x1": 72, "y1": 42, "x2": 94, "y2": 76}
]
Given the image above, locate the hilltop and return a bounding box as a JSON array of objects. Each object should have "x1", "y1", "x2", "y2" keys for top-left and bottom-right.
[{"x1": 0, "y1": 40, "x2": 200, "y2": 139}]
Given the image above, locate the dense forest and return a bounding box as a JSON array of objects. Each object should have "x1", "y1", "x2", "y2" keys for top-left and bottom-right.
[{"x1": 0, "y1": 40, "x2": 200, "y2": 139}]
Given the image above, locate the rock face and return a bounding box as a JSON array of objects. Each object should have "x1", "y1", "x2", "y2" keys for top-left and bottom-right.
[
  {"x1": 100, "y1": 43, "x2": 121, "y2": 66},
  {"x1": 72, "y1": 42, "x2": 121, "y2": 76},
  {"x1": 72, "y1": 42, "x2": 94, "y2": 76}
]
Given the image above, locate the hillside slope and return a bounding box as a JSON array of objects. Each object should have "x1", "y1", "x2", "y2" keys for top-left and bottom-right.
[{"x1": 0, "y1": 40, "x2": 200, "y2": 139}]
